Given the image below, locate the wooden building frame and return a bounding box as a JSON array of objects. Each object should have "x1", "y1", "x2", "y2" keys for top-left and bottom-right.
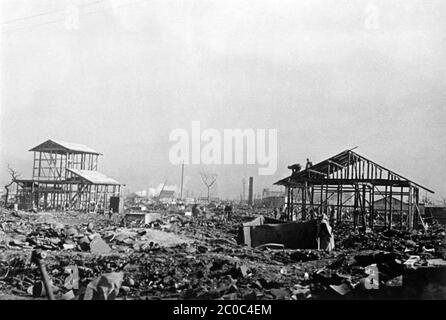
[
  {"x1": 14, "y1": 139, "x2": 121, "y2": 212},
  {"x1": 275, "y1": 148, "x2": 434, "y2": 230}
]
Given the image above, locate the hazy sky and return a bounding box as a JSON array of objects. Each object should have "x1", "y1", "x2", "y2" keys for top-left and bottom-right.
[{"x1": 1, "y1": 0, "x2": 445, "y2": 200}]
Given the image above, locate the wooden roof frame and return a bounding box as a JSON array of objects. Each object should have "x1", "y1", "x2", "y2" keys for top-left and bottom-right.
[
  {"x1": 29, "y1": 139, "x2": 102, "y2": 155},
  {"x1": 275, "y1": 148, "x2": 434, "y2": 193}
]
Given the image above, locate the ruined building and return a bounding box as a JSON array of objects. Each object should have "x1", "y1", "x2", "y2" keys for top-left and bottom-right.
[
  {"x1": 14, "y1": 139, "x2": 121, "y2": 212},
  {"x1": 275, "y1": 148, "x2": 434, "y2": 230}
]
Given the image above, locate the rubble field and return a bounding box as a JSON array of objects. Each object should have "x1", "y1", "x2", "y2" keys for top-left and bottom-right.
[{"x1": 0, "y1": 208, "x2": 445, "y2": 300}]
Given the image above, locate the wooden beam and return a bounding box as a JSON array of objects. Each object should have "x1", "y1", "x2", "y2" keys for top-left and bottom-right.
[
  {"x1": 408, "y1": 186, "x2": 414, "y2": 230},
  {"x1": 400, "y1": 186, "x2": 404, "y2": 229},
  {"x1": 307, "y1": 169, "x2": 326, "y2": 176},
  {"x1": 287, "y1": 178, "x2": 412, "y2": 187},
  {"x1": 389, "y1": 184, "x2": 393, "y2": 229},
  {"x1": 328, "y1": 160, "x2": 343, "y2": 168}
]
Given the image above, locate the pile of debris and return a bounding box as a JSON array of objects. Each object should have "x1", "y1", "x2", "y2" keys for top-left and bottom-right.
[
  {"x1": 0, "y1": 207, "x2": 445, "y2": 300},
  {"x1": 335, "y1": 222, "x2": 446, "y2": 258}
]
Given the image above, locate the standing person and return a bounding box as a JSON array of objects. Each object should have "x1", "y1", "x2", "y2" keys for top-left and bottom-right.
[
  {"x1": 305, "y1": 158, "x2": 313, "y2": 170},
  {"x1": 224, "y1": 203, "x2": 233, "y2": 219},
  {"x1": 192, "y1": 204, "x2": 200, "y2": 216},
  {"x1": 317, "y1": 214, "x2": 335, "y2": 251}
]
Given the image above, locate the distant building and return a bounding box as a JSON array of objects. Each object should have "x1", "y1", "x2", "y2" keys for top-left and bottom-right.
[
  {"x1": 424, "y1": 205, "x2": 446, "y2": 226},
  {"x1": 159, "y1": 190, "x2": 175, "y2": 202},
  {"x1": 262, "y1": 188, "x2": 284, "y2": 198},
  {"x1": 135, "y1": 190, "x2": 147, "y2": 197},
  {"x1": 126, "y1": 192, "x2": 147, "y2": 204},
  {"x1": 373, "y1": 196, "x2": 408, "y2": 211},
  {"x1": 261, "y1": 188, "x2": 285, "y2": 208}
]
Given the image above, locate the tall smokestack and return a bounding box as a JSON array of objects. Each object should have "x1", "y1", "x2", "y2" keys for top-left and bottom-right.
[{"x1": 248, "y1": 177, "x2": 253, "y2": 206}]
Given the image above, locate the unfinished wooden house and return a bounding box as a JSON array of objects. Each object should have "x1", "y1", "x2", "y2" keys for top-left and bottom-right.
[
  {"x1": 275, "y1": 148, "x2": 434, "y2": 230},
  {"x1": 15, "y1": 139, "x2": 122, "y2": 212}
]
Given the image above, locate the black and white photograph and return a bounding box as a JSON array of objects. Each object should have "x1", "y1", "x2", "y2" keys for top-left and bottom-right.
[{"x1": 0, "y1": 0, "x2": 445, "y2": 308}]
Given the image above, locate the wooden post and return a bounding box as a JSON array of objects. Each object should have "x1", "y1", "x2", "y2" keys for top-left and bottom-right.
[
  {"x1": 56, "y1": 186, "x2": 59, "y2": 209},
  {"x1": 400, "y1": 186, "x2": 404, "y2": 229},
  {"x1": 408, "y1": 186, "x2": 414, "y2": 230},
  {"x1": 384, "y1": 185, "x2": 388, "y2": 227},
  {"x1": 325, "y1": 183, "x2": 329, "y2": 214},
  {"x1": 347, "y1": 152, "x2": 351, "y2": 179},
  {"x1": 310, "y1": 186, "x2": 314, "y2": 214},
  {"x1": 64, "y1": 152, "x2": 68, "y2": 180},
  {"x1": 302, "y1": 183, "x2": 307, "y2": 219},
  {"x1": 32, "y1": 151, "x2": 36, "y2": 179},
  {"x1": 353, "y1": 184, "x2": 358, "y2": 228},
  {"x1": 51, "y1": 185, "x2": 56, "y2": 208},
  {"x1": 339, "y1": 185, "x2": 343, "y2": 223},
  {"x1": 87, "y1": 185, "x2": 92, "y2": 212},
  {"x1": 105, "y1": 185, "x2": 108, "y2": 211},
  {"x1": 102, "y1": 185, "x2": 107, "y2": 212},
  {"x1": 367, "y1": 162, "x2": 370, "y2": 180},
  {"x1": 38, "y1": 152, "x2": 42, "y2": 180},
  {"x1": 361, "y1": 184, "x2": 367, "y2": 230},
  {"x1": 59, "y1": 153, "x2": 62, "y2": 179},
  {"x1": 336, "y1": 185, "x2": 340, "y2": 225},
  {"x1": 370, "y1": 187, "x2": 375, "y2": 229},
  {"x1": 389, "y1": 185, "x2": 393, "y2": 229},
  {"x1": 94, "y1": 185, "x2": 98, "y2": 208}
]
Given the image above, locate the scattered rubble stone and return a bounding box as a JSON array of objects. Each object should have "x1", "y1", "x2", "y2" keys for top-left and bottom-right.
[
  {"x1": 90, "y1": 236, "x2": 112, "y2": 255},
  {"x1": 0, "y1": 207, "x2": 445, "y2": 300}
]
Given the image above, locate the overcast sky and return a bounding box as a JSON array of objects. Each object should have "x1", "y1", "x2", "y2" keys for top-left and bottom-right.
[{"x1": 1, "y1": 0, "x2": 445, "y2": 200}]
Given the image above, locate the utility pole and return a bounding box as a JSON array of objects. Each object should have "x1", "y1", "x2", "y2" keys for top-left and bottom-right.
[{"x1": 180, "y1": 161, "x2": 184, "y2": 200}]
